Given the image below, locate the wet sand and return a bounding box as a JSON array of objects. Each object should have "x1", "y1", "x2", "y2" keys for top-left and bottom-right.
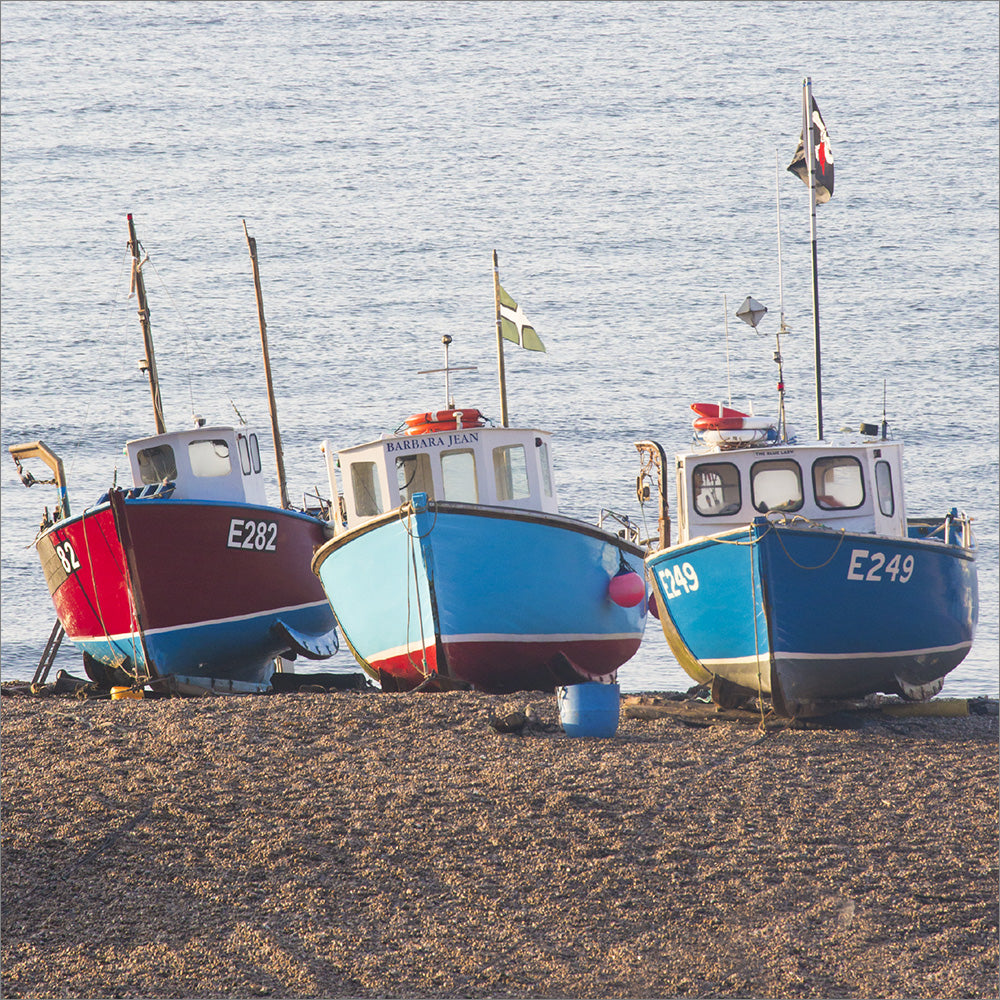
[{"x1": 1, "y1": 685, "x2": 997, "y2": 999}]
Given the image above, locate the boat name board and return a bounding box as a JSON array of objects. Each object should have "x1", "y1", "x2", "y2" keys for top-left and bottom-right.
[
  {"x1": 55, "y1": 540, "x2": 81, "y2": 574},
  {"x1": 847, "y1": 549, "x2": 914, "y2": 583},
  {"x1": 656, "y1": 548, "x2": 916, "y2": 603},
  {"x1": 386, "y1": 431, "x2": 480, "y2": 453},
  {"x1": 656, "y1": 563, "x2": 700, "y2": 600},
  {"x1": 227, "y1": 518, "x2": 278, "y2": 552}
]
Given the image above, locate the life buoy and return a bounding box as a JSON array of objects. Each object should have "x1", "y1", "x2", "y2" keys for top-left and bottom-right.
[
  {"x1": 693, "y1": 415, "x2": 745, "y2": 431},
  {"x1": 690, "y1": 401, "x2": 748, "y2": 420},
  {"x1": 404, "y1": 409, "x2": 485, "y2": 436}
]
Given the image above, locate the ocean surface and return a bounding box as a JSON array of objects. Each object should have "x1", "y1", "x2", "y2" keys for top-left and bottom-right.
[{"x1": 2, "y1": 1, "x2": 997, "y2": 697}]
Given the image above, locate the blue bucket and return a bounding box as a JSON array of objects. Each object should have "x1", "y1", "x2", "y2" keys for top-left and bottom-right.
[{"x1": 557, "y1": 682, "x2": 620, "y2": 738}]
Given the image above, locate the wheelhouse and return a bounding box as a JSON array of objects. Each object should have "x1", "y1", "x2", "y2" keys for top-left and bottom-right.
[
  {"x1": 676, "y1": 438, "x2": 908, "y2": 544},
  {"x1": 328, "y1": 423, "x2": 559, "y2": 532},
  {"x1": 125, "y1": 425, "x2": 268, "y2": 504}
]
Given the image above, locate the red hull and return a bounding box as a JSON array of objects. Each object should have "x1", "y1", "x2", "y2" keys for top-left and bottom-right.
[
  {"x1": 38, "y1": 494, "x2": 335, "y2": 679},
  {"x1": 369, "y1": 636, "x2": 641, "y2": 693}
]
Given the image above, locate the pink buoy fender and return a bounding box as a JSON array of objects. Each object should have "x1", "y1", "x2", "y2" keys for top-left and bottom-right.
[{"x1": 608, "y1": 568, "x2": 645, "y2": 608}]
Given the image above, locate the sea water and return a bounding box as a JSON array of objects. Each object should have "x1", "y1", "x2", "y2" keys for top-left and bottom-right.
[{"x1": 2, "y1": 1, "x2": 997, "y2": 697}]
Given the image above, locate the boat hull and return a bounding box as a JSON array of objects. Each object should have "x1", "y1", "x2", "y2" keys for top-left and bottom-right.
[
  {"x1": 647, "y1": 517, "x2": 978, "y2": 716},
  {"x1": 313, "y1": 500, "x2": 647, "y2": 693},
  {"x1": 37, "y1": 492, "x2": 337, "y2": 686}
]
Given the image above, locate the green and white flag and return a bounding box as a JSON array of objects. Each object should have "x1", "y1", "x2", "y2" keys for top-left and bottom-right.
[{"x1": 499, "y1": 284, "x2": 545, "y2": 352}]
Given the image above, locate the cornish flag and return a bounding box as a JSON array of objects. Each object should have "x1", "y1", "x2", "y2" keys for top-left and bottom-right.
[
  {"x1": 788, "y1": 95, "x2": 835, "y2": 203},
  {"x1": 499, "y1": 284, "x2": 545, "y2": 352}
]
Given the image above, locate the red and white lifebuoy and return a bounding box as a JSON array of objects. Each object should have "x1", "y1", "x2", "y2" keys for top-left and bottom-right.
[
  {"x1": 693, "y1": 414, "x2": 746, "y2": 431},
  {"x1": 404, "y1": 408, "x2": 485, "y2": 435},
  {"x1": 690, "y1": 401, "x2": 749, "y2": 431}
]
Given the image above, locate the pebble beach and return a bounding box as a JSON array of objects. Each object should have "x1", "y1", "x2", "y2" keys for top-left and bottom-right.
[{"x1": 1, "y1": 683, "x2": 997, "y2": 1000}]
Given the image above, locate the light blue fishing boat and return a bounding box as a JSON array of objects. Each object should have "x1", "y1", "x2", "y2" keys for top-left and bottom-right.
[
  {"x1": 636, "y1": 81, "x2": 978, "y2": 717},
  {"x1": 311, "y1": 254, "x2": 647, "y2": 692}
]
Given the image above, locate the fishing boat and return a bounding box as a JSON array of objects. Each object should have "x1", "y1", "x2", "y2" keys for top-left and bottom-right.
[
  {"x1": 9, "y1": 216, "x2": 338, "y2": 693},
  {"x1": 636, "y1": 82, "x2": 978, "y2": 717},
  {"x1": 311, "y1": 254, "x2": 648, "y2": 693}
]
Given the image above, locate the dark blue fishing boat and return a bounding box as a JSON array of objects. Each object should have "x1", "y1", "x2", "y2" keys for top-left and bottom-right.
[{"x1": 637, "y1": 81, "x2": 978, "y2": 716}]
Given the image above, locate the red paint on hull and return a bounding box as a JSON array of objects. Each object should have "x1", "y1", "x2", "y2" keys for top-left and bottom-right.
[
  {"x1": 367, "y1": 636, "x2": 641, "y2": 693},
  {"x1": 44, "y1": 508, "x2": 134, "y2": 641},
  {"x1": 40, "y1": 497, "x2": 330, "y2": 647}
]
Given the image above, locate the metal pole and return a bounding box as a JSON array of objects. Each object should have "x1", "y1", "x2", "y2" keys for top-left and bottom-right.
[
  {"x1": 492, "y1": 249, "x2": 509, "y2": 426},
  {"x1": 775, "y1": 150, "x2": 789, "y2": 443},
  {"x1": 803, "y1": 77, "x2": 824, "y2": 440}
]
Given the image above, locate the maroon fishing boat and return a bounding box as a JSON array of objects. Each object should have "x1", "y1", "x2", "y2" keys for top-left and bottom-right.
[{"x1": 10, "y1": 216, "x2": 338, "y2": 692}]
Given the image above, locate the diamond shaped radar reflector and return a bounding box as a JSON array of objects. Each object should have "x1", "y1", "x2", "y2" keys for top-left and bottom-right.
[{"x1": 736, "y1": 296, "x2": 768, "y2": 329}]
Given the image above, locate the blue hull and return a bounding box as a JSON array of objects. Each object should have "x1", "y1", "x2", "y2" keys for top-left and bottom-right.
[
  {"x1": 648, "y1": 517, "x2": 978, "y2": 714},
  {"x1": 77, "y1": 600, "x2": 337, "y2": 687},
  {"x1": 313, "y1": 500, "x2": 647, "y2": 692}
]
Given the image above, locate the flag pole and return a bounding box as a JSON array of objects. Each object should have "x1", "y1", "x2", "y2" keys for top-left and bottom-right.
[
  {"x1": 492, "y1": 249, "x2": 509, "y2": 427},
  {"x1": 803, "y1": 76, "x2": 824, "y2": 440}
]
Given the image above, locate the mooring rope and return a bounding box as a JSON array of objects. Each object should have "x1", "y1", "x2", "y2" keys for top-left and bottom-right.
[{"x1": 401, "y1": 505, "x2": 432, "y2": 681}]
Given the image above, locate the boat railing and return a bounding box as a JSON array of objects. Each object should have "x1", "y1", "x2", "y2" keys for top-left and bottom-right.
[
  {"x1": 95, "y1": 482, "x2": 177, "y2": 507},
  {"x1": 301, "y1": 488, "x2": 336, "y2": 522},
  {"x1": 598, "y1": 508, "x2": 643, "y2": 546},
  {"x1": 907, "y1": 511, "x2": 975, "y2": 550}
]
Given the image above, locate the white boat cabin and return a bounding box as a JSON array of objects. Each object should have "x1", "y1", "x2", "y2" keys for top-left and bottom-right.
[
  {"x1": 327, "y1": 415, "x2": 559, "y2": 532},
  {"x1": 125, "y1": 425, "x2": 268, "y2": 504},
  {"x1": 676, "y1": 436, "x2": 908, "y2": 544}
]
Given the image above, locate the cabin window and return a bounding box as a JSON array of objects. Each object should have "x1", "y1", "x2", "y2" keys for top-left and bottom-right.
[
  {"x1": 136, "y1": 444, "x2": 177, "y2": 485},
  {"x1": 441, "y1": 450, "x2": 478, "y2": 503},
  {"x1": 537, "y1": 438, "x2": 553, "y2": 497},
  {"x1": 692, "y1": 462, "x2": 741, "y2": 517},
  {"x1": 188, "y1": 439, "x2": 232, "y2": 478},
  {"x1": 493, "y1": 445, "x2": 530, "y2": 501},
  {"x1": 396, "y1": 454, "x2": 435, "y2": 503},
  {"x1": 238, "y1": 436, "x2": 252, "y2": 475},
  {"x1": 750, "y1": 459, "x2": 803, "y2": 513},
  {"x1": 237, "y1": 434, "x2": 262, "y2": 476},
  {"x1": 813, "y1": 456, "x2": 865, "y2": 510},
  {"x1": 875, "y1": 460, "x2": 895, "y2": 516},
  {"x1": 351, "y1": 462, "x2": 384, "y2": 517}
]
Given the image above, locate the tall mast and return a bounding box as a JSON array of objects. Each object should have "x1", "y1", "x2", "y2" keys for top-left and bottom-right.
[
  {"x1": 243, "y1": 221, "x2": 290, "y2": 509},
  {"x1": 492, "y1": 249, "x2": 510, "y2": 427},
  {"x1": 774, "y1": 151, "x2": 789, "y2": 442},
  {"x1": 802, "y1": 77, "x2": 824, "y2": 440},
  {"x1": 127, "y1": 214, "x2": 166, "y2": 435}
]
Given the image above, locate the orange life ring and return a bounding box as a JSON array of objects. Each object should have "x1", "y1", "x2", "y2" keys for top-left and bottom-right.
[
  {"x1": 404, "y1": 409, "x2": 485, "y2": 435},
  {"x1": 690, "y1": 401, "x2": 748, "y2": 420},
  {"x1": 693, "y1": 415, "x2": 745, "y2": 431}
]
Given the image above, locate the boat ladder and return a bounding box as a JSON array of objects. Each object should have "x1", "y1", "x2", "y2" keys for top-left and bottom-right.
[{"x1": 32, "y1": 620, "x2": 66, "y2": 688}]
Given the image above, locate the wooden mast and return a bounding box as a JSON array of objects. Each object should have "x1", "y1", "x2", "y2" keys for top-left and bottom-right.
[
  {"x1": 243, "y1": 220, "x2": 290, "y2": 510},
  {"x1": 126, "y1": 214, "x2": 166, "y2": 435},
  {"x1": 492, "y1": 249, "x2": 510, "y2": 427}
]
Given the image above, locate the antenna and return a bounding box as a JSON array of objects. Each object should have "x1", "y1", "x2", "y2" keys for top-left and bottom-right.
[
  {"x1": 417, "y1": 335, "x2": 477, "y2": 409},
  {"x1": 723, "y1": 293, "x2": 732, "y2": 406},
  {"x1": 775, "y1": 149, "x2": 787, "y2": 336},
  {"x1": 737, "y1": 295, "x2": 789, "y2": 443}
]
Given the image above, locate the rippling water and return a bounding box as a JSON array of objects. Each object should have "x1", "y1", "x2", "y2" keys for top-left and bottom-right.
[{"x1": 2, "y1": 1, "x2": 997, "y2": 696}]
